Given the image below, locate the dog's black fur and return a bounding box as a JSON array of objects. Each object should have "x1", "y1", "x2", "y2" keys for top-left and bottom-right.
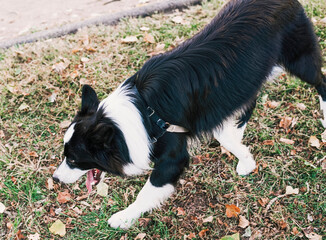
[{"x1": 60, "y1": 0, "x2": 326, "y2": 192}]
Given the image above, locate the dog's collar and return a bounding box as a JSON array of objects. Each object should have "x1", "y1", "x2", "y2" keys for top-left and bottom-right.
[{"x1": 133, "y1": 86, "x2": 188, "y2": 143}]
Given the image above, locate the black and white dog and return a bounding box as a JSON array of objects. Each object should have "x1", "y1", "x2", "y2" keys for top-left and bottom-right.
[{"x1": 53, "y1": 0, "x2": 326, "y2": 229}]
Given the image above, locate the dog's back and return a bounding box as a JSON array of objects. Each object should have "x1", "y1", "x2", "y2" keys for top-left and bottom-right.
[{"x1": 133, "y1": 0, "x2": 319, "y2": 135}]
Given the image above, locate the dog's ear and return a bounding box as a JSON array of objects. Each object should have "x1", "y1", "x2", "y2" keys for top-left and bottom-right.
[
  {"x1": 90, "y1": 122, "x2": 115, "y2": 148},
  {"x1": 80, "y1": 85, "x2": 99, "y2": 115}
]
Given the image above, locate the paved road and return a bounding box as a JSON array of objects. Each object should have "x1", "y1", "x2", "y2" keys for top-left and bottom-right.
[{"x1": 0, "y1": 0, "x2": 159, "y2": 41}]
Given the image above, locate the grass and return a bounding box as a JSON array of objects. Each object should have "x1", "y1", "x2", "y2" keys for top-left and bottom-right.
[{"x1": 0, "y1": 0, "x2": 326, "y2": 239}]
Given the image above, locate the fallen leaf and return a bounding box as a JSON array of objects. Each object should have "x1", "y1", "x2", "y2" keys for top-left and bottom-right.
[
  {"x1": 203, "y1": 216, "x2": 214, "y2": 223},
  {"x1": 238, "y1": 215, "x2": 249, "y2": 228},
  {"x1": 285, "y1": 186, "x2": 299, "y2": 195},
  {"x1": 46, "y1": 178, "x2": 54, "y2": 190},
  {"x1": 220, "y1": 232, "x2": 240, "y2": 240},
  {"x1": 225, "y1": 204, "x2": 240, "y2": 218},
  {"x1": 291, "y1": 227, "x2": 300, "y2": 235},
  {"x1": 57, "y1": 190, "x2": 71, "y2": 204},
  {"x1": 242, "y1": 226, "x2": 252, "y2": 238},
  {"x1": 278, "y1": 220, "x2": 288, "y2": 229},
  {"x1": 29, "y1": 151, "x2": 39, "y2": 158},
  {"x1": 296, "y1": 103, "x2": 306, "y2": 110},
  {"x1": 140, "y1": 26, "x2": 150, "y2": 31},
  {"x1": 263, "y1": 140, "x2": 275, "y2": 145},
  {"x1": 59, "y1": 120, "x2": 71, "y2": 129},
  {"x1": 172, "y1": 16, "x2": 188, "y2": 24},
  {"x1": 258, "y1": 198, "x2": 269, "y2": 207},
  {"x1": 96, "y1": 182, "x2": 108, "y2": 197},
  {"x1": 279, "y1": 138, "x2": 295, "y2": 145},
  {"x1": 16, "y1": 229, "x2": 26, "y2": 240},
  {"x1": 0, "y1": 202, "x2": 5, "y2": 213},
  {"x1": 266, "y1": 101, "x2": 280, "y2": 109},
  {"x1": 321, "y1": 130, "x2": 326, "y2": 143},
  {"x1": 18, "y1": 103, "x2": 29, "y2": 111},
  {"x1": 70, "y1": 70, "x2": 79, "y2": 79},
  {"x1": 28, "y1": 233, "x2": 40, "y2": 240},
  {"x1": 0, "y1": 130, "x2": 5, "y2": 139},
  {"x1": 52, "y1": 62, "x2": 66, "y2": 74},
  {"x1": 122, "y1": 36, "x2": 138, "y2": 43},
  {"x1": 309, "y1": 136, "x2": 320, "y2": 149},
  {"x1": 198, "y1": 229, "x2": 209, "y2": 238},
  {"x1": 134, "y1": 233, "x2": 146, "y2": 240},
  {"x1": 49, "y1": 220, "x2": 66, "y2": 237},
  {"x1": 48, "y1": 92, "x2": 57, "y2": 103},
  {"x1": 144, "y1": 33, "x2": 155, "y2": 44},
  {"x1": 81, "y1": 57, "x2": 89, "y2": 63},
  {"x1": 321, "y1": 158, "x2": 326, "y2": 170},
  {"x1": 177, "y1": 207, "x2": 186, "y2": 216},
  {"x1": 303, "y1": 228, "x2": 322, "y2": 240},
  {"x1": 138, "y1": 218, "x2": 151, "y2": 227},
  {"x1": 290, "y1": 149, "x2": 297, "y2": 155},
  {"x1": 7, "y1": 222, "x2": 13, "y2": 229},
  {"x1": 184, "y1": 232, "x2": 196, "y2": 239},
  {"x1": 279, "y1": 116, "x2": 292, "y2": 129}
]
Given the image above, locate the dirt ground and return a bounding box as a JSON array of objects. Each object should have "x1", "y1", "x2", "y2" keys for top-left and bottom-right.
[{"x1": 0, "y1": 0, "x2": 160, "y2": 42}]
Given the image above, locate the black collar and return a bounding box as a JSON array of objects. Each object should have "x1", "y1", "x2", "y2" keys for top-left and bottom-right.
[{"x1": 133, "y1": 86, "x2": 188, "y2": 143}]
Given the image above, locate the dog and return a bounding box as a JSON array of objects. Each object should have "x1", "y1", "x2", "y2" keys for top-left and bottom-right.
[{"x1": 53, "y1": 0, "x2": 326, "y2": 229}]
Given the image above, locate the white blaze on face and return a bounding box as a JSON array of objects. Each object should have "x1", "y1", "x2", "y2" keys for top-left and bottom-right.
[
  {"x1": 53, "y1": 158, "x2": 88, "y2": 184},
  {"x1": 64, "y1": 123, "x2": 76, "y2": 144}
]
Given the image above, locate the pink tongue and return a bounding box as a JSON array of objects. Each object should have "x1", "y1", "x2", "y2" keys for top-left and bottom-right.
[{"x1": 86, "y1": 170, "x2": 95, "y2": 193}]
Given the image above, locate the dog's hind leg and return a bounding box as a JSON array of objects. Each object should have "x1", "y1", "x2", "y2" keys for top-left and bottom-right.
[
  {"x1": 279, "y1": 10, "x2": 326, "y2": 128},
  {"x1": 213, "y1": 103, "x2": 256, "y2": 175},
  {"x1": 108, "y1": 133, "x2": 189, "y2": 229}
]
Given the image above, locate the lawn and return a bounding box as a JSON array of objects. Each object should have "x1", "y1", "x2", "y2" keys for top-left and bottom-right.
[{"x1": 0, "y1": 0, "x2": 325, "y2": 239}]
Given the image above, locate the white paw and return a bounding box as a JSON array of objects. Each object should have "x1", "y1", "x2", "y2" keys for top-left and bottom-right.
[
  {"x1": 320, "y1": 118, "x2": 326, "y2": 128},
  {"x1": 108, "y1": 209, "x2": 139, "y2": 229},
  {"x1": 236, "y1": 157, "x2": 256, "y2": 176}
]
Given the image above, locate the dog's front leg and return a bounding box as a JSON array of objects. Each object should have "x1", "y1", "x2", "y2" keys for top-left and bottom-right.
[
  {"x1": 108, "y1": 133, "x2": 189, "y2": 229},
  {"x1": 108, "y1": 179, "x2": 174, "y2": 229}
]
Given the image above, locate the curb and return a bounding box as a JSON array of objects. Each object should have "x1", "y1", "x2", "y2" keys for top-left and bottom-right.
[{"x1": 0, "y1": 0, "x2": 202, "y2": 49}]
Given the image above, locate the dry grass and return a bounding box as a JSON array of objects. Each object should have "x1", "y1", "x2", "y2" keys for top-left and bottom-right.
[{"x1": 0, "y1": 0, "x2": 325, "y2": 239}]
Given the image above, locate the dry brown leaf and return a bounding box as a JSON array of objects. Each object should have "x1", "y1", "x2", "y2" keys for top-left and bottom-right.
[
  {"x1": 16, "y1": 229, "x2": 26, "y2": 240},
  {"x1": 285, "y1": 186, "x2": 299, "y2": 195},
  {"x1": 29, "y1": 151, "x2": 39, "y2": 158},
  {"x1": 296, "y1": 103, "x2": 306, "y2": 110},
  {"x1": 279, "y1": 138, "x2": 295, "y2": 145},
  {"x1": 291, "y1": 227, "x2": 300, "y2": 235},
  {"x1": 0, "y1": 202, "x2": 5, "y2": 213},
  {"x1": 57, "y1": 190, "x2": 71, "y2": 204},
  {"x1": 140, "y1": 26, "x2": 150, "y2": 31},
  {"x1": 266, "y1": 101, "x2": 280, "y2": 109},
  {"x1": 263, "y1": 140, "x2": 275, "y2": 146},
  {"x1": 46, "y1": 178, "x2": 54, "y2": 190},
  {"x1": 122, "y1": 36, "x2": 138, "y2": 43},
  {"x1": 225, "y1": 204, "x2": 240, "y2": 218},
  {"x1": 202, "y1": 215, "x2": 214, "y2": 223},
  {"x1": 70, "y1": 70, "x2": 79, "y2": 79},
  {"x1": 81, "y1": 57, "x2": 89, "y2": 63},
  {"x1": 279, "y1": 116, "x2": 293, "y2": 129},
  {"x1": 28, "y1": 232, "x2": 40, "y2": 240},
  {"x1": 49, "y1": 220, "x2": 66, "y2": 237},
  {"x1": 303, "y1": 227, "x2": 322, "y2": 240},
  {"x1": 278, "y1": 220, "x2": 288, "y2": 229},
  {"x1": 184, "y1": 232, "x2": 196, "y2": 239},
  {"x1": 134, "y1": 233, "x2": 146, "y2": 240},
  {"x1": 138, "y1": 218, "x2": 151, "y2": 227},
  {"x1": 59, "y1": 120, "x2": 71, "y2": 129},
  {"x1": 309, "y1": 136, "x2": 320, "y2": 149},
  {"x1": 321, "y1": 130, "x2": 326, "y2": 143},
  {"x1": 238, "y1": 215, "x2": 249, "y2": 228},
  {"x1": 0, "y1": 130, "x2": 5, "y2": 139},
  {"x1": 144, "y1": 33, "x2": 155, "y2": 44},
  {"x1": 198, "y1": 229, "x2": 209, "y2": 238},
  {"x1": 177, "y1": 207, "x2": 186, "y2": 216},
  {"x1": 258, "y1": 198, "x2": 269, "y2": 207}
]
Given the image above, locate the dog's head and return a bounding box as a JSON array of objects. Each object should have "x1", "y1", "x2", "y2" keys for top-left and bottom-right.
[{"x1": 53, "y1": 85, "x2": 130, "y2": 189}]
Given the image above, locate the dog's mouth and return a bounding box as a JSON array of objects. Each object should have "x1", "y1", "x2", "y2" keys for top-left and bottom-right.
[{"x1": 86, "y1": 169, "x2": 102, "y2": 193}]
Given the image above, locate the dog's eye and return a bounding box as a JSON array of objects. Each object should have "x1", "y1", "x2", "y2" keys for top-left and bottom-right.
[{"x1": 67, "y1": 158, "x2": 76, "y2": 165}]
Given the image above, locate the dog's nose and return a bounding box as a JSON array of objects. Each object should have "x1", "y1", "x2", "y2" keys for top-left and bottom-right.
[{"x1": 52, "y1": 176, "x2": 60, "y2": 183}]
